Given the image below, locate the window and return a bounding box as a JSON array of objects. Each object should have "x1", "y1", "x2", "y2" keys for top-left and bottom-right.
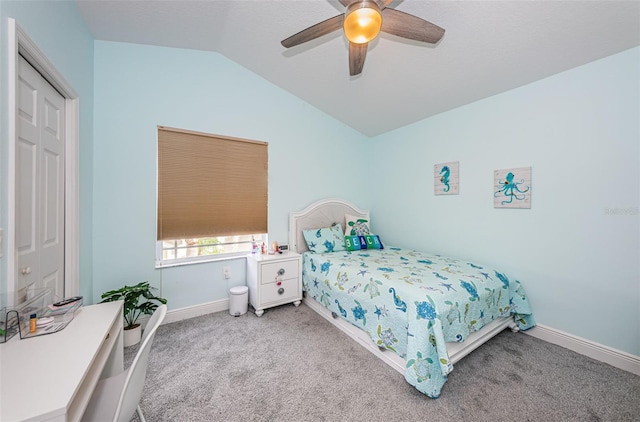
[
  {"x1": 156, "y1": 126, "x2": 268, "y2": 266},
  {"x1": 158, "y1": 234, "x2": 268, "y2": 263}
]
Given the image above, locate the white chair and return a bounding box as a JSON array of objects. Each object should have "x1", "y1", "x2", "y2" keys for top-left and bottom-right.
[{"x1": 82, "y1": 304, "x2": 167, "y2": 422}]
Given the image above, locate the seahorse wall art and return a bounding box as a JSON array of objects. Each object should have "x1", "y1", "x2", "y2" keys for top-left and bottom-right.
[
  {"x1": 493, "y1": 166, "x2": 532, "y2": 209},
  {"x1": 434, "y1": 161, "x2": 459, "y2": 195}
]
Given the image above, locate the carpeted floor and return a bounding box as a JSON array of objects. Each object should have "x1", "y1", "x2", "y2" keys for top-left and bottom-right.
[{"x1": 125, "y1": 302, "x2": 640, "y2": 422}]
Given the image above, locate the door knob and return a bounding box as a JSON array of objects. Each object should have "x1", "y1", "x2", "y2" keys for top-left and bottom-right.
[{"x1": 20, "y1": 267, "x2": 32, "y2": 275}]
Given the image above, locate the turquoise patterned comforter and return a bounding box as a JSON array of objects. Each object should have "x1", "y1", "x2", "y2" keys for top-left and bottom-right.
[{"x1": 302, "y1": 247, "x2": 535, "y2": 398}]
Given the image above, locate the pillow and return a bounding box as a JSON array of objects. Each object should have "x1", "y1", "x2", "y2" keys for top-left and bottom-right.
[
  {"x1": 303, "y1": 224, "x2": 346, "y2": 253},
  {"x1": 345, "y1": 235, "x2": 384, "y2": 252},
  {"x1": 344, "y1": 214, "x2": 371, "y2": 236}
]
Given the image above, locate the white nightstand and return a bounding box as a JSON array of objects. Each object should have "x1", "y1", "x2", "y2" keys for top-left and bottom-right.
[{"x1": 246, "y1": 252, "x2": 302, "y2": 317}]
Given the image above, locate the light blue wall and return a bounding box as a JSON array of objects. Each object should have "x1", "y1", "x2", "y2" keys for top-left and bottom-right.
[
  {"x1": 369, "y1": 47, "x2": 640, "y2": 355},
  {"x1": 0, "y1": 1, "x2": 94, "y2": 299},
  {"x1": 2, "y1": 2, "x2": 638, "y2": 358},
  {"x1": 92, "y1": 41, "x2": 369, "y2": 309}
]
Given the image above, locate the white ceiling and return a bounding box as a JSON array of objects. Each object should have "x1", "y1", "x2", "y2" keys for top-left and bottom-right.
[{"x1": 77, "y1": 0, "x2": 640, "y2": 137}]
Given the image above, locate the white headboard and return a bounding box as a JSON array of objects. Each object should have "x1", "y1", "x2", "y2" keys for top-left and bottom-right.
[{"x1": 289, "y1": 198, "x2": 369, "y2": 254}]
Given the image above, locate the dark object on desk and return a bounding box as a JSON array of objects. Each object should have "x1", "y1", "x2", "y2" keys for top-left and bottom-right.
[
  {"x1": 52, "y1": 296, "x2": 83, "y2": 307},
  {"x1": 47, "y1": 296, "x2": 84, "y2": 317}
]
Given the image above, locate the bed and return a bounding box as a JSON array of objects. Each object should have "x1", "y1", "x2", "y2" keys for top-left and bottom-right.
[{"x1": 289, "y1": 198, "x2": 535, "y2": 398}]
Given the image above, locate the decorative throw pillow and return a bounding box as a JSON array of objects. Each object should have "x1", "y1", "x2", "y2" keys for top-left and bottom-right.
[
  {"x1": 345, "y1": 235, "x2": 384, "y2": 251},
  {"x1": 344, "y1": 214, "x2": 371, "y2": 236},
  {"x1": 303, "y1": 224, "x2": 346, "y2": 253}
]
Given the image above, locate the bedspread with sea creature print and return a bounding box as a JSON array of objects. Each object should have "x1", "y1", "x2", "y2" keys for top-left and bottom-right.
[{"x1": 302, "y1": 247, "x2": 535, "y2": 398}]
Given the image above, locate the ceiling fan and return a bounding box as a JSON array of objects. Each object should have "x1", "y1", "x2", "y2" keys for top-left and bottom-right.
[{"x1": 281, "y1": 0, "x2": 445, "y2": 76}]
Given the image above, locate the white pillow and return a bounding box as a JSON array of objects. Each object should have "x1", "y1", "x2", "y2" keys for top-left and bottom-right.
[{"x1": 344, "y1": 214, "x2": 371, "y2": 236}]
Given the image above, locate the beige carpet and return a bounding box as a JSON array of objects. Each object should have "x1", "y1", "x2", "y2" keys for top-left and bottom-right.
[{"x1": 126, "y1": 302, "x2": 640, "y2": 422}]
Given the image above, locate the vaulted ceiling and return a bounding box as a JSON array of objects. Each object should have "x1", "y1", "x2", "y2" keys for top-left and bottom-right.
[{"x1": 77, "y1": 0, "x2": 640, "y2": 136}]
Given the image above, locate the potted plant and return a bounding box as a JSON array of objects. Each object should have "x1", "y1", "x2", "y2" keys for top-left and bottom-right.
[{"x1": 100, "y1": 281, "x2": 167, "y2": 347}]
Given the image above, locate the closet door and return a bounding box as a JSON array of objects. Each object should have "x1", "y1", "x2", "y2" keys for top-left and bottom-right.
[{"x1": 16, "y1": 55, "x2": 65, "y2": 297}]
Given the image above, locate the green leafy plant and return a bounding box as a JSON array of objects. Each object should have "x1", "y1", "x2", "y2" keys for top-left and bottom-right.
[{"x1": 100, "y1": 281, "x2": 167, "y2": 329}]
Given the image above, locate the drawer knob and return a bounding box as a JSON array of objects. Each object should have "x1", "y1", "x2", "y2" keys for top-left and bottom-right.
[
  {"x1": 278, "y1": 287, "x2": 285, "y2": 295},
  {"x1": 278, "y1": 268, "x2": 285, "y2": 276}
]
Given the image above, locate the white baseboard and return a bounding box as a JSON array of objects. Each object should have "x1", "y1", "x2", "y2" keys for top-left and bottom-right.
[
  {"x1": 138, "y1": 299, "x2": 229, "y2": 329},
  {"x1": 525, "y1": 324, "x2": 640, "y2": 376},
  {"x1": 163, "y1": 299, "x2": 230, "y2": 325}
]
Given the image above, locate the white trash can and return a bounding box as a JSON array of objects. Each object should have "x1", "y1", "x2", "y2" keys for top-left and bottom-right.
[{"x1": 229, "y1": 285, "x2": 249, "y2": 316}]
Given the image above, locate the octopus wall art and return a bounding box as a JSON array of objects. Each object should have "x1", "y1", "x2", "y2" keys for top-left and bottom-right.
[
  {"x1": 434, "y1": 161, "x2": 459, "y2": 195},
  {"x1": 494, "y1": 166, "x2": 532, "y2": 208}
]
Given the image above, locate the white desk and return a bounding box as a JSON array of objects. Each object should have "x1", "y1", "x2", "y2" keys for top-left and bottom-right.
[{"x1": 0, "y1": 301, "x2": 124, "y2": 422}]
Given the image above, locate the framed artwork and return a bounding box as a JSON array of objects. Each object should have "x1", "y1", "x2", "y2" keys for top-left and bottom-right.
[
  {"x1": 434, "y1": 161, "x2": 459, "y2": 195},
  {"x1": 494, "y1": 166, "x2": 531, "y2": 208}
]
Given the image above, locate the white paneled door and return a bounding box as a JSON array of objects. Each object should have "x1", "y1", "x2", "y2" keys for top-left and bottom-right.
[{"x1": 16, "y1": 55, "x2": 65, "y2": 297}]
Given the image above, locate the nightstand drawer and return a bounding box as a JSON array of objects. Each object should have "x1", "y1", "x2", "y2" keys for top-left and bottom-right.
[
  {"x1": 260, "y1": 277, "x2": 300, "y2": 305},
  {"x1": 260, "y1": 259, "x2": 299, "y2": 285}
]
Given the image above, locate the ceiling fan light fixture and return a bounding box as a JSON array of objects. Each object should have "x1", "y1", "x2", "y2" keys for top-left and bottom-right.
[{"x1": 343, "y1": 1, "x2": 382, "y2": 44}]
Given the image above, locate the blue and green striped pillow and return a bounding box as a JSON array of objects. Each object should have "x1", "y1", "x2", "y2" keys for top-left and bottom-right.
[{"x1": 344, "y1": 235, "x2": 384, "y2": 251}]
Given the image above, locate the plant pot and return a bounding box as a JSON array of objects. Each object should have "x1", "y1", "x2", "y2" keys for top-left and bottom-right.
[{"x1": 123, "y1": 324, "x2": 141, "y2": 347}]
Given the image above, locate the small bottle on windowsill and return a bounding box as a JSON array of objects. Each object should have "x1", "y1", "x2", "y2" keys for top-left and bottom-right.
[{"x1": 251, "y1": 236, "x2": 257, "y2": 255}]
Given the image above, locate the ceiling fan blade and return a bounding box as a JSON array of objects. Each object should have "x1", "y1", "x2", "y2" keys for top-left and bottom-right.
[
  {"x1": 376, "y1": 0, "x2": 394, "y2": 8},
  {"x1": 281, "y1": 14, "x2": 344, "y2": 48},
  {"x1": 381, "y1": 8, "x2": 445, "y2": 44},
  {"x1": 338, "y1": 0, "x2": 351, "y2": 7},
  {"x1": 349, "y1": 42, "x2": 368, "y2": 76}
]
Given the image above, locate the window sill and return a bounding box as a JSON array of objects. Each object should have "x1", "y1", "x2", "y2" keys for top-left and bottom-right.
[{"x1": 155, "y1": 252, "x2": 248, "y2": 269}]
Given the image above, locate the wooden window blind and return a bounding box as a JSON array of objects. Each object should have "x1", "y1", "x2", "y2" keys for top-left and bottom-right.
[{"x1": 157, "y1": 126, "x2": 268, "y2": 241}]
